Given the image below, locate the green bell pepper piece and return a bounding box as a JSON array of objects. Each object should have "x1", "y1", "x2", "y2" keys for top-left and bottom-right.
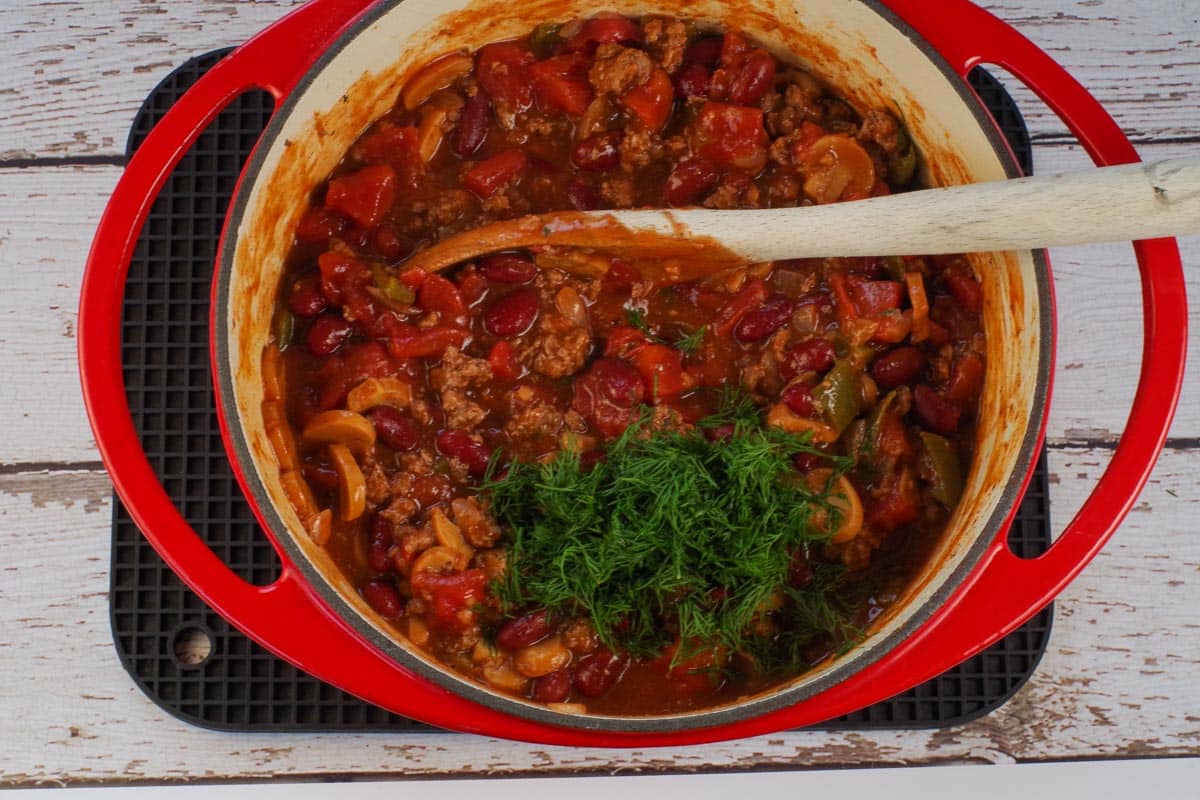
[{"x1": 920, "y1": 431, "x2": 963, "y2": 508}]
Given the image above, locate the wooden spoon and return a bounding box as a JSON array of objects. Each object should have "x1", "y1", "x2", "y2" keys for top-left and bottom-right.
[{"x1": 402, "y1": 157, "x2": 1200, "y2": 277}]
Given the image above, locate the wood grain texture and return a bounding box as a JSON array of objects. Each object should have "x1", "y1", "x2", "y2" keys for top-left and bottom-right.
[
  {"x1": 0, "y1": 448, "x2": 1195, "y2": 785},
  {"x1": 1, "y1": 0, "x2": 1198, "y2": 786}
]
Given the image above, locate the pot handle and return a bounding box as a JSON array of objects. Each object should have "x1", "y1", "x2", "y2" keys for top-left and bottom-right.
[
  {"x1": 77, "y1": 0, "x2": 546, "y2": 737},
  {"x1": 855, "y1": 0, "x2": 1188, "y2": 685}
]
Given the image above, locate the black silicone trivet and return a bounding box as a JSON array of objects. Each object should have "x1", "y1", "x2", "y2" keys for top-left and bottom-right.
[{"x1": 109, "y1": 48, "x2": 1052, "y2": 732}]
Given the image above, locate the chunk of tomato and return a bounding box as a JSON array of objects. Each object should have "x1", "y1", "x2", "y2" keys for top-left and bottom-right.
[
  {"x1": 353, "y1": 122, "x2": 421, "y2": 170},
  {"x1": 694, "y1": 101, "x2": 768, "y2": 172},
  {"x1": 417, "y1": 273, "x2": 468, "y2": 319},
  {"x1": 713, "y1": 277, "x2": 769, "y2": 336},
  {"x1": 633, "y1": 343, "x2": 693, "y2": 401},
  {"x1": 386, "y1": 322, "x2": 469, "y2": 359},
  {"x1": 530, "y1": 54, "x2": 594, "y2": 116},
  {"x1": 410, "y1": 568, "x2": 488, "y2": 632},
  {"x1": 324, "y1": 164, "x2": 397, "y2": 229},
  {"x1": 622, "y1": 68, "x2": 673, "y2": 131},
  {"x1": 464, "y1": 149, "x2": 528, "y2": 199},
  {"x1": 476, "y1": 42, "x2": 535, "y2": 113},
  {"x1": 488, "y1": 340, "x2": 520, "y2": 382}
]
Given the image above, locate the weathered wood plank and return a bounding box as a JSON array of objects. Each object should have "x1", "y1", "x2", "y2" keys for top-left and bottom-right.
[
  {"x1": 0, "y1": 445, "x2": 1195, "y2": 784},
  {"x1": 1, "y1": 0, "x2": 1197, "y2": 163}
]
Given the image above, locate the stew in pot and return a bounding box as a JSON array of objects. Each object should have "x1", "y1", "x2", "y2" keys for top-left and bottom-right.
[{"x1": 262, "y1": 14, "x2": 985, "y2": 716}]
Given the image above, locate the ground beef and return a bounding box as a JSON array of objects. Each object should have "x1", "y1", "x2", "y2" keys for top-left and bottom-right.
[
  {"x1": 363, "y1": 458, "x2": 391, "y2": 506},
  {"x1": 504, "y1": 384, "x2": 588, "y2": 457},
  {"x1": 703, "y1": 173, "x2": 754, "y2": 209},
  {"x1": 379, "y1": 494, "x2": 419, "y2": 527},
  {"x1": 430, "y1": 346, "x2": 493, "y2": 430},
  {"x1": 600, "y1": 174, "x2": 637, "y2": 208},
  {"x1": 450, "y1": 496, "x2": 502, "y2": 548},
  {"x1": 642, "y1": 17, "x2": 688, "y2": 74},
  {"x1": 620, "y1": 125, "x2": 664, "y2": 171},
  {"x1": 394, "y1": 523, "x2": 435, "y2": 565},
  {"x1": 766, "y1": 80, "x2": 824, "y2": 137},
  {"x1": 561, "y1": 618, "x2": 600, "y2": 654},
  {"x1": 589, "y1": 43, "x2": 653, "y2": 95},
  {"x1": 858, "y1": 109, "x2": 903, "y2": 153},
  {"x1": 519, "y1": 278, "x2": 595, "y2": 379}
]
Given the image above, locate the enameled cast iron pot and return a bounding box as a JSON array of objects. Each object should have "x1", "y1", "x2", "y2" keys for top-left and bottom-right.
[{"x1": 80, "y1": 0, "x2": 1187, "y2": 745}]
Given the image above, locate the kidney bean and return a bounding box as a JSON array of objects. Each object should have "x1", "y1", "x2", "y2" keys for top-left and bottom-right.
[
  {"x1": 872, "y1": 346, "x2": 927, "y2": 389},
  {"x1": 734, "y1": 294, "x2": 794, "y2": 343},
  {"x1": 479, "y1": 253, "x2": 538, "y2": 284},
  {"x1": 289, "y1": 275, "x2": 328, "y2": 318},
  {"x1": 913, "y1": 384, "x2": 961, "y2": 435},
  {"x1": 301, "y1": 460, "x2": 339, "y2": 490},
  {"x1": 571, "y1": 132, "x2": 621, "y2": 172},
  {"x1": 496, "y1": 609, "x2": 555, "y2": 650},
  {"x1": 454, "y1": 89, "x2": 491, "y2": 157},
  {"x1": 371, "y1": 226, "x2": 412, "y2": 261},
  {"x1": 484, "y1": 287, "x2": 539, "y2": 336},
  {"x1": 368, "y1": 516, "x2": 394, "y2": 573},
  {"x1": 683, "y1": 35, "x2": 722, "y2": 67},
  {"x1": 306, "y1": 313, "x2": 355, "y2": 356},
  {"x1": 368, "y1": 406, "x2": 419, "y2": 451},
  {"x1": 664, "y1": 159, "x2": 719, "y2": 206},
  {"x1": 532, "y1": 668, "x2": 572, "y2": 703},
  {"x1": 704, "y1": 422, "x2": 736, "y2": 442},
  {"x1": 728, "y1": 50, "x2": 775, "y2": 106},
  {"x1": 792, "y1": 451, "x2": 824, "y2": 473},
  {"x1": 782, "y1": 383, "x2": 814, "y2": 416},
  {"x1": 591, "y1": 358, "x2": 646, "y2": 407},
  {"x1": 363, "y1": 578, "x2": 402, "y2": 618},
  {"x1": 944, "y1": 273, "x2": 983, "y2": 313},
  {"x1": 436, "y1": 429, "x2": 493, "y2": 475},
  {"x1": 574, "y1": 648, "x2": 627, "y2": 698},
  {"x1": 566, "y1": 179, "x2": 601, "y2": 211},
  {"x1": 780, "y1": 339, "x2": 836, "y2": 381},
  {"x1": 673, "y1": 63, "x2": 710, "y2": 99}
]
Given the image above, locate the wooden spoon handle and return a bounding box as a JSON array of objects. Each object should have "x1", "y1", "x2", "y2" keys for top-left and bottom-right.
[
  {"x1": 401, "y1": 158, "x2": 1200, "y2": 273},
  {"x1": 612, "y1": 157, "x2": 1200, "y2": 261}
]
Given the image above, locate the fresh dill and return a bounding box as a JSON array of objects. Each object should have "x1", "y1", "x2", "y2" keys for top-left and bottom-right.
[
  {"x1": 483, "y1": 393, "x2": 864, "y2": 672},
  {"x1": 624, "y1": 308, "x2": 707, "y2": 356}
]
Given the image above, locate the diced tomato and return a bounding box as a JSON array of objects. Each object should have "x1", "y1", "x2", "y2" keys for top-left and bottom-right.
[
  {"x1": 563, "y1": 15, "x2": 642, "y2": 53},
  {"x1": 386, "y1": 322, "x2": 469, "y2": 359},
  {"x1": 634, "y1": 343, "x2": 692, "y2": 401},
  {"x1": 790, "y1": 121, "x2": 829, "y2": 161},
  {"x1": 713, "y1": 278, "x2": 769, "y2": 336},
  {"x1": 476, "y1": 42, "x2": 535, "y2": 112},
  {"x1": 870, "y1": 310, "x2": 913, "y2": 344},
  {"x1": 417, "y1": 273, "x2": 468, "y2": 318},
  {"x1": 601, "y1": 259, "x2": 641, "y2": 291},
  {"x1": 622, "y1": 68, "x2": 673, "y2": 131},
  {"x1": 464, "y1": 149, "x2": 528, "y2": 199},
  {"x1": 324, "y1": 164, "x2": 397, "y2": 229},
  {"x1": 409, "y1": 568, "x2": 488, "y2": 632},
  {"x1": 295, "y1": 207, "x2": 348, "y2": 244},
  {"x1": 315, "y1": 341, "x2": 398, "y2": 410},
  {"x1": 488, "y1": 340, "x2": 520, "y2": 382},
  {"x1": 604, "y1": 324, "x2": 650, "y2": 359},
  {"x1": 866, "y1": 471, "x2": 921, "y2": 531},
  {"x1": 353, "y1": 122, "x2": 421, "y2": 170},
  {"x1": 945, "y1": 352, "x2": 985, "y2": 404},
  {"x1": 694, "y1": 101, "x2": 768, "y2": 172},
  {"x1": 849, "y1": 279, "x2": 904, "y2": 317},
  {"x1": 456, "y1": 269, "x2": 490, "y2": 307},
  {"x1": 530, "y1": 54, "x2": 594, "y2": 116}
]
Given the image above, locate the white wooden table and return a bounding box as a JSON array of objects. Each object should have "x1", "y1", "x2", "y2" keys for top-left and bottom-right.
[{"x1": 1, "y1": 0, "x2": 1197, "y2": 788}]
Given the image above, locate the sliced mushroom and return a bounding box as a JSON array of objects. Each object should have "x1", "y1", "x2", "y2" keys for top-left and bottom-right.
[
  {"x1": 430, "y1": 507, "x2": 474, "y2": 561},
  {"x1": 327, "y1": 442, "x2": 367, "y2": 521},
  {"x1": 482, "y1": 661, "x2": 529, "y2": 693},
  {"x1": 401, "y1": 52, "x2": 473, "y2": 110},
  {"x1": 306, "y1": 508, "x2": 333, "y2": 546},
  {"x1": 346, "y1": 376, "x2": 414, "y2": 413},
  {"x1": 766, "y1": 403, "x2": 839, "y2": 443},
  {"x1": 302, "y1": 409, "x2": 376, "y2": 455},
  {"x1": 407, "y1": 617, "x2": 431, "y2": 648},
  {"x1": 262, "y1": 399, "x2": 298, "y2": 472},
  {"x1": 412, "y1": 544, "x2": 467, "y2": 575},
  {"x1": 807, "y1": 469, "x2": 864, "y2": 544},
  {"x1": 279, "y1": 469, "x2": 318, "y2": 521},
  {"x1": 262, "y1": 344, "x2": 285, "y2": 402},
  {"x1": 417, "y1": 90, "x2": 465, "y2": 163},
  {"x1": 514, "y1": 636, "x2": 572, "y2": 678}
]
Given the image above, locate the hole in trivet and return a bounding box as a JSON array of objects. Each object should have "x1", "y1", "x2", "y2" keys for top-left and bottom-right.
[{"x1": 171, "y1": 624, "x2": 214, "y2": 667}]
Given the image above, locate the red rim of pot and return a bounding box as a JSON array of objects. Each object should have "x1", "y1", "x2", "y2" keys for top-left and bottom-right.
[{"x1": 79, "y1": 0, "x2": 1187, "y2": 745}]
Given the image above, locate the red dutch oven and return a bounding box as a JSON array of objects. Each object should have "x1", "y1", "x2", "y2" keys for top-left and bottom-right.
[{"x1": 79, "y1": 0, "x2": 1187, "y2": 745}]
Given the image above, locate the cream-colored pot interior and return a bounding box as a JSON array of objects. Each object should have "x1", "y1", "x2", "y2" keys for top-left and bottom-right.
[{"x1": 217, "y1": 0, "x2": 1048, "y2": 730}]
